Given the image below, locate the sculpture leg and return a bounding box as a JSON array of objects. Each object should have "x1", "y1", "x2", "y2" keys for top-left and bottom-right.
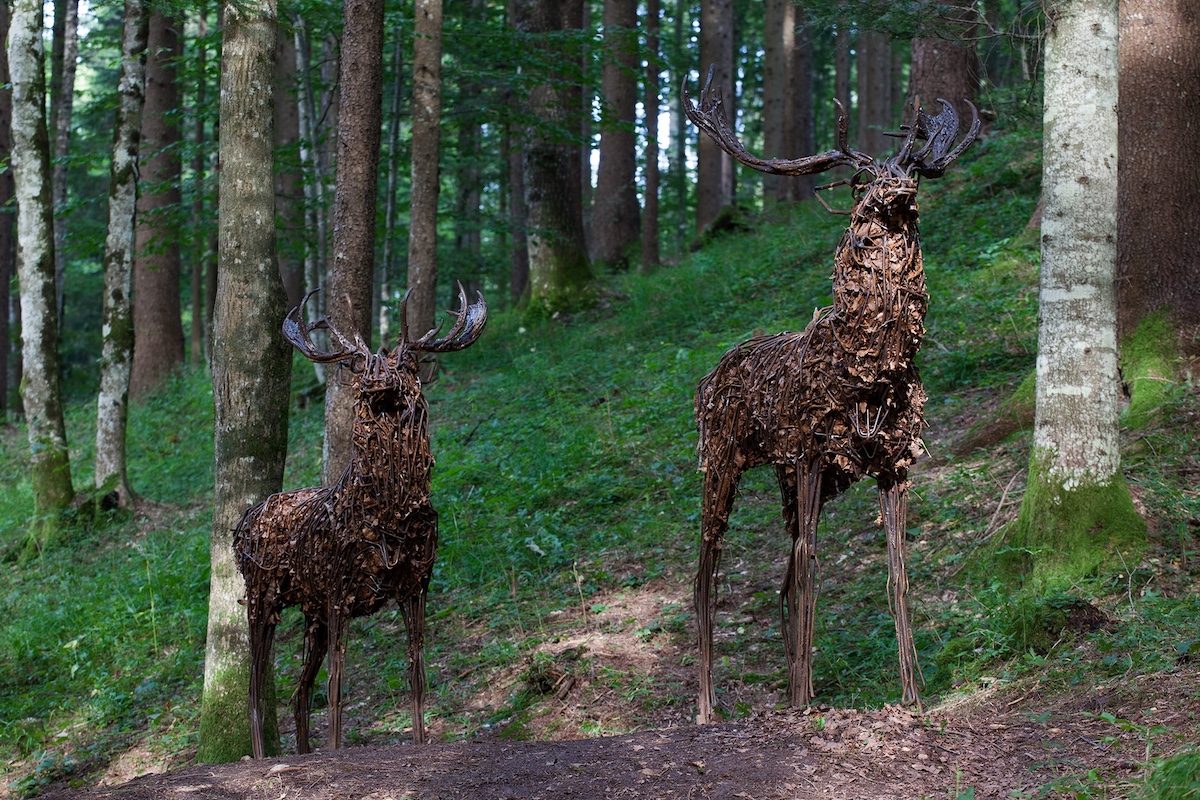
[
  {"x1": 696, "y1": 467, "x2": 739, "y2": 724},
  {"x1": 294, "y1": 616, "x2": 328, "y2": 754},
  {"x1": 401, "y1": 590, "x2": 429, "y2": 745},
  {"x1": 247, "y1": 614, "x2": 276, "y2": 760},
  {"x1": 879, "y1": 476, "x2": 923, "y2": 708},
  {"x1": 779, "y1": 459, "x2": 821, "y2": 707},
  {"x1": 325, "y1": 605, "x2": 348, "y2": 749}
]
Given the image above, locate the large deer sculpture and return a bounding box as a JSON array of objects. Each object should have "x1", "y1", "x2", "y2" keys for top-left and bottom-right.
[
  {"x1": 234, "y1": 285, "x2": 486, "y2": 757},
  {"x1": 685, "y1": 72, "x2": 979, "y2": 723}
]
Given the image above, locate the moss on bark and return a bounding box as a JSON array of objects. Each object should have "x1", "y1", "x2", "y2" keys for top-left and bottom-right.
[
  {"x1": 1120, "y1": 312, "x2": 1179, "y2": 430},
  {"x1": 196, "y1": 658, "x2": 279, "y2": 763},
  {"x1": 991, "y1": 449, "x2": 1144, "y2": 592}
]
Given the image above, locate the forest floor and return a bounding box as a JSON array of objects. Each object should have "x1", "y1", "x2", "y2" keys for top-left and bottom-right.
[{"x1": 34, "y1": 662, "x2": 1200, "y2": 799}]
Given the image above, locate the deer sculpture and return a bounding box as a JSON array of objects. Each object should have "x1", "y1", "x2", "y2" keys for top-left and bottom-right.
[
  {"x1": 234, "y1": 284, "x2": 487, "y2": 757},
  {"x1": 685, "y1": 71, "x2": 979, "y2": 723}
]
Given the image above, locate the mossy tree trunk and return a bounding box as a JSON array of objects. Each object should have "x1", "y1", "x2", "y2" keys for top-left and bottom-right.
[
  {"x1": 8, "y1": 0, "x2": 75, "y2": 544},
  {"x1": 95, "y1": 0, "x2": 149, "y2": 510},
  {"x1": 0, "y1": 1, "x2": 15, "y2": 421},
  {"x1": 405, "y1": 0, "x2": 441, "y2": 336},
  {"x1": 199, "y1": 0, "x2": 291, "y2": 763},
  {"x1": 1115, "y1": 0, "x2": 1200, "y2": 426},
  {"x1": 1005, "y1": 0, "x2": 1143, "y2": 590}
]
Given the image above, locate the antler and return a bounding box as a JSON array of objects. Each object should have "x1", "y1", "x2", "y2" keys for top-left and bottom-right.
[
  {"x1": 683, "y1": 65, "x2": 871, "y2": 176},
  {"x1": 283, "y1": 289, "x2": 372, "y2": 365},
  {"x1": 891, "y1": 98, "x2": 981, "y2": 178},
  {"x1": 399, "y1": 282, "x2": 488, "y2": 354}
]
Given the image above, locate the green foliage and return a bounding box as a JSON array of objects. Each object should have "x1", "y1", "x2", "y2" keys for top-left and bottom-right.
[{"x1": 1138, "y1": 749, "x2": 1200, "y2": 800}]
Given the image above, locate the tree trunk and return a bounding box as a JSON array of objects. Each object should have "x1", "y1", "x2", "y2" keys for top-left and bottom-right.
[
  {"x1": 591, "y1": 0, "x2": 640, "y2": 270},
  {"x1": 199, "y1": 0, "x2": 289, "y2": 763},
  {"x1": 405, "y1": 0, "x2": 443, "y2": 339},
  {"x1": 787, "y1": 2, "x2": 815, "y2": 201},
  {"x1": 696, "y1": 0, "x2": 734, "y2": 233},
  {"x1": 834, "y1": 20, "x2": 850, "y2": 109},
  {"x1": 514, "y1": 0, "x2": 595, "y2": 314},
  {"x1": 380, "y1": 29, "x2": 404, "y2": 343},
  {"x1": 131, "y1": 11, "x2": 185, "y2": 398},
  {"x1": 670, "y1": 0, "x2": 689, "y2": 251},
  {"x1": 1006, "y1": 0, "x2": 1143, "y2": 591},
  {"x1": 507, "y1": 127, "x2": 530, "y2": 303},
  {"x1": 95, "y1": 0, "x2": 149, "y2": 510},
  {"x1": 50, "y1": 0, "x2": 80, "y2": 329},
  {"x1": 323, "y1": 0, "x2": 385, "y2": 483},
  {"x1": 907, "y1": 18, "x2": 980, "y2": 124},
  {"x1": 8, "y1": 0, "x2": 75, "y2": 542},
  {"x1": 451, "y1": 0, "x2": 484, "y2": 293},
  {"x1": 1115, "y1": 0, "x2": 1200, "y2": 424},
  {"x1": 190, "y1": 4, "x2": 211, "y2": 364},
  {"x1": 0, "y1": 0, "x2": 13, "y2": 420},
  {"x1": 640, "y1": 0, "x2": 660, "y2": 273},
  {"x1": 274, "y1": 29, "x2": 303, "y2": 308},
  {"x1": 292, "y1": 13, "x2": 329, "y2": 384},
  {"x1": 761, "y1": 0, "x2": 792, "y2": 201},
  {"x1": 856, "y1": 31, "x2": 892, "y2": 155}
]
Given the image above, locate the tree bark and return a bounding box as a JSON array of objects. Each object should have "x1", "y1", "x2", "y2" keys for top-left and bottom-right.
[
  {"x1": 507, "y1": 126, "x2": 530, "y2": 303},
  {"x1": 0, "y1": 0, "x2": 14, "y2": 420},
  {"x1": 8, "y1": 0, "x2": 75, "y2": 538},
  {"x1": 405, "y1": 0, "x2": 442, "y2": 339},
  {"x1": 95, "y1": 0, "x2": 149, "y2": 510},
  {"x1": 591, "y1": 0, "x2": 640, "y2": 270},
  {"x1": 696, "y1": 0, "x2": 734, "y2": 233},
  {"x1": 670, "y1": 0, "x2": 688, "y2": 250},
  {"x1": 907, "y1": 17, "x2": 980, "y2": 125},
  {"x1": 50, "y1": 0, "x2": 80, "y2": 329},
  {"x1": 1116, "y1": 0, "x2": 1200, "y2": 337},
  {"x1": 787, "y1": 2, "x2": 815, "y2": 201},
  {"x1": 380, "y1": 29, "x2": 404, "y2": 343},
  {"x1": 190, "y1": 4, "x2": 211, "y2": 364},
  {"x1": 1006, "y1": 0, "x2": 1143, "y2": 590},
  {"x1": 292, "y1": 13, "x2": 329, "y2": 384},
  {"x1": 514, "y1": 0, "x2": 595, "y2": 314},
  {"x1": 323, "y1": 0, "x2": 385, "y2": 483},
  {"x1": 274, "y1": 29, "x2": 303, "y2": 308},
  {"x1": 856, "y1": 31, "x2": 892, "y2": 155},
  {"x1": 199, "y1": 0, "x2": 289, "y2": 763},
  {"x1": 130, "y1": 11, "x2": 185, "y2": 398},
  {"x1": 761, "y1": 0, "x2": 793, "y2": 201},
  {"x1": 640, "y1": 0, "x2": 660, "y2": 273}
]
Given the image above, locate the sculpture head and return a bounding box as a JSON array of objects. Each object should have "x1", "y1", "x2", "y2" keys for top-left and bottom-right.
[{"x1": 283, "y1": 283, "x2": 488, "y2": 410}]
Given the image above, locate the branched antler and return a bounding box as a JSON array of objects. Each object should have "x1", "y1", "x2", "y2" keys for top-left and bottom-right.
[{"x1": 682, "y1": 66, "x2": 871, "y2": 177}]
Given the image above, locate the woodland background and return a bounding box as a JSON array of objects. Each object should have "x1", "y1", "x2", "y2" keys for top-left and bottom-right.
[{"x1": 1, "y1": 0, "x2": 1199, "y2": 797}]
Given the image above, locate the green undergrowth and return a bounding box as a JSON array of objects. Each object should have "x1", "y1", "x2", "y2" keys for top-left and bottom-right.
[{"x1": 3, "y1": 120, "x2": 1199, "y2": 797}]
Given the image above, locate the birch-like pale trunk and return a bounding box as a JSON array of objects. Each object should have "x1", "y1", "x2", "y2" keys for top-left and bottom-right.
[
  {"x1": 51, "y1": 0, "x2": 80, "y2": 328},
  {"x1": 8, "y1": 0, "x2": 75, "y2": 533},
  {"x1": 1036, "y1": 0, "x2": 1121, "y2": 486},
  {"x1": 1007, "y1": 0, "x2": 1143, "y2": 589},
  {"x1": 95, "y1": 0, "x2": 149, "y2": 509},
  {"x1": 199, "y1": 0, "x2": 290, "y2": 763}
]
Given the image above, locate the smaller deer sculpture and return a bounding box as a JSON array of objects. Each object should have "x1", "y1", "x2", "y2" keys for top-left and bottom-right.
[
  {"x1": 234, "y1": 285, "x2": 486, "y2": 757},
  {"x1": 685, "y1": 70, "x2": 978, "y2": 723}
]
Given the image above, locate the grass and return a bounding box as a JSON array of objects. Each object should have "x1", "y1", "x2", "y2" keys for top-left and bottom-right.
[{"x1": 3, "y1": 117, "x2": 1199, "y2": 797}]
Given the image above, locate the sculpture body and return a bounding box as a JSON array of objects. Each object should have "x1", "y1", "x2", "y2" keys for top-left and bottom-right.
[
  {"x1": 686, "y1": 74, "x2": 978, "y2": 722},
  {"x1": 235, "y1": 286, "x2": 486, "y2": 756}
]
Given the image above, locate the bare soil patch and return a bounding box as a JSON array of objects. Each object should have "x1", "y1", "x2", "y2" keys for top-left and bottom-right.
[{"x1": 37, "y1": 663, "x2": 1199, "y2": 800}]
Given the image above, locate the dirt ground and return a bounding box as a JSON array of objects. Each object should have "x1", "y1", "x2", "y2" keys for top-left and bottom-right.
[{"x1": 36, "y1": 663, "x2": 1199, "y2": 800}]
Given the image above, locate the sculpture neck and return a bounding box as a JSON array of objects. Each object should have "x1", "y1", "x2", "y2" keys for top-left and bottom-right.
[
  {"x1": 830, "y1": 180, "x2": 927, "y2": 375},
  {"x1": 341, "y1": 395, "x2": 433, "y2": 512}
]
